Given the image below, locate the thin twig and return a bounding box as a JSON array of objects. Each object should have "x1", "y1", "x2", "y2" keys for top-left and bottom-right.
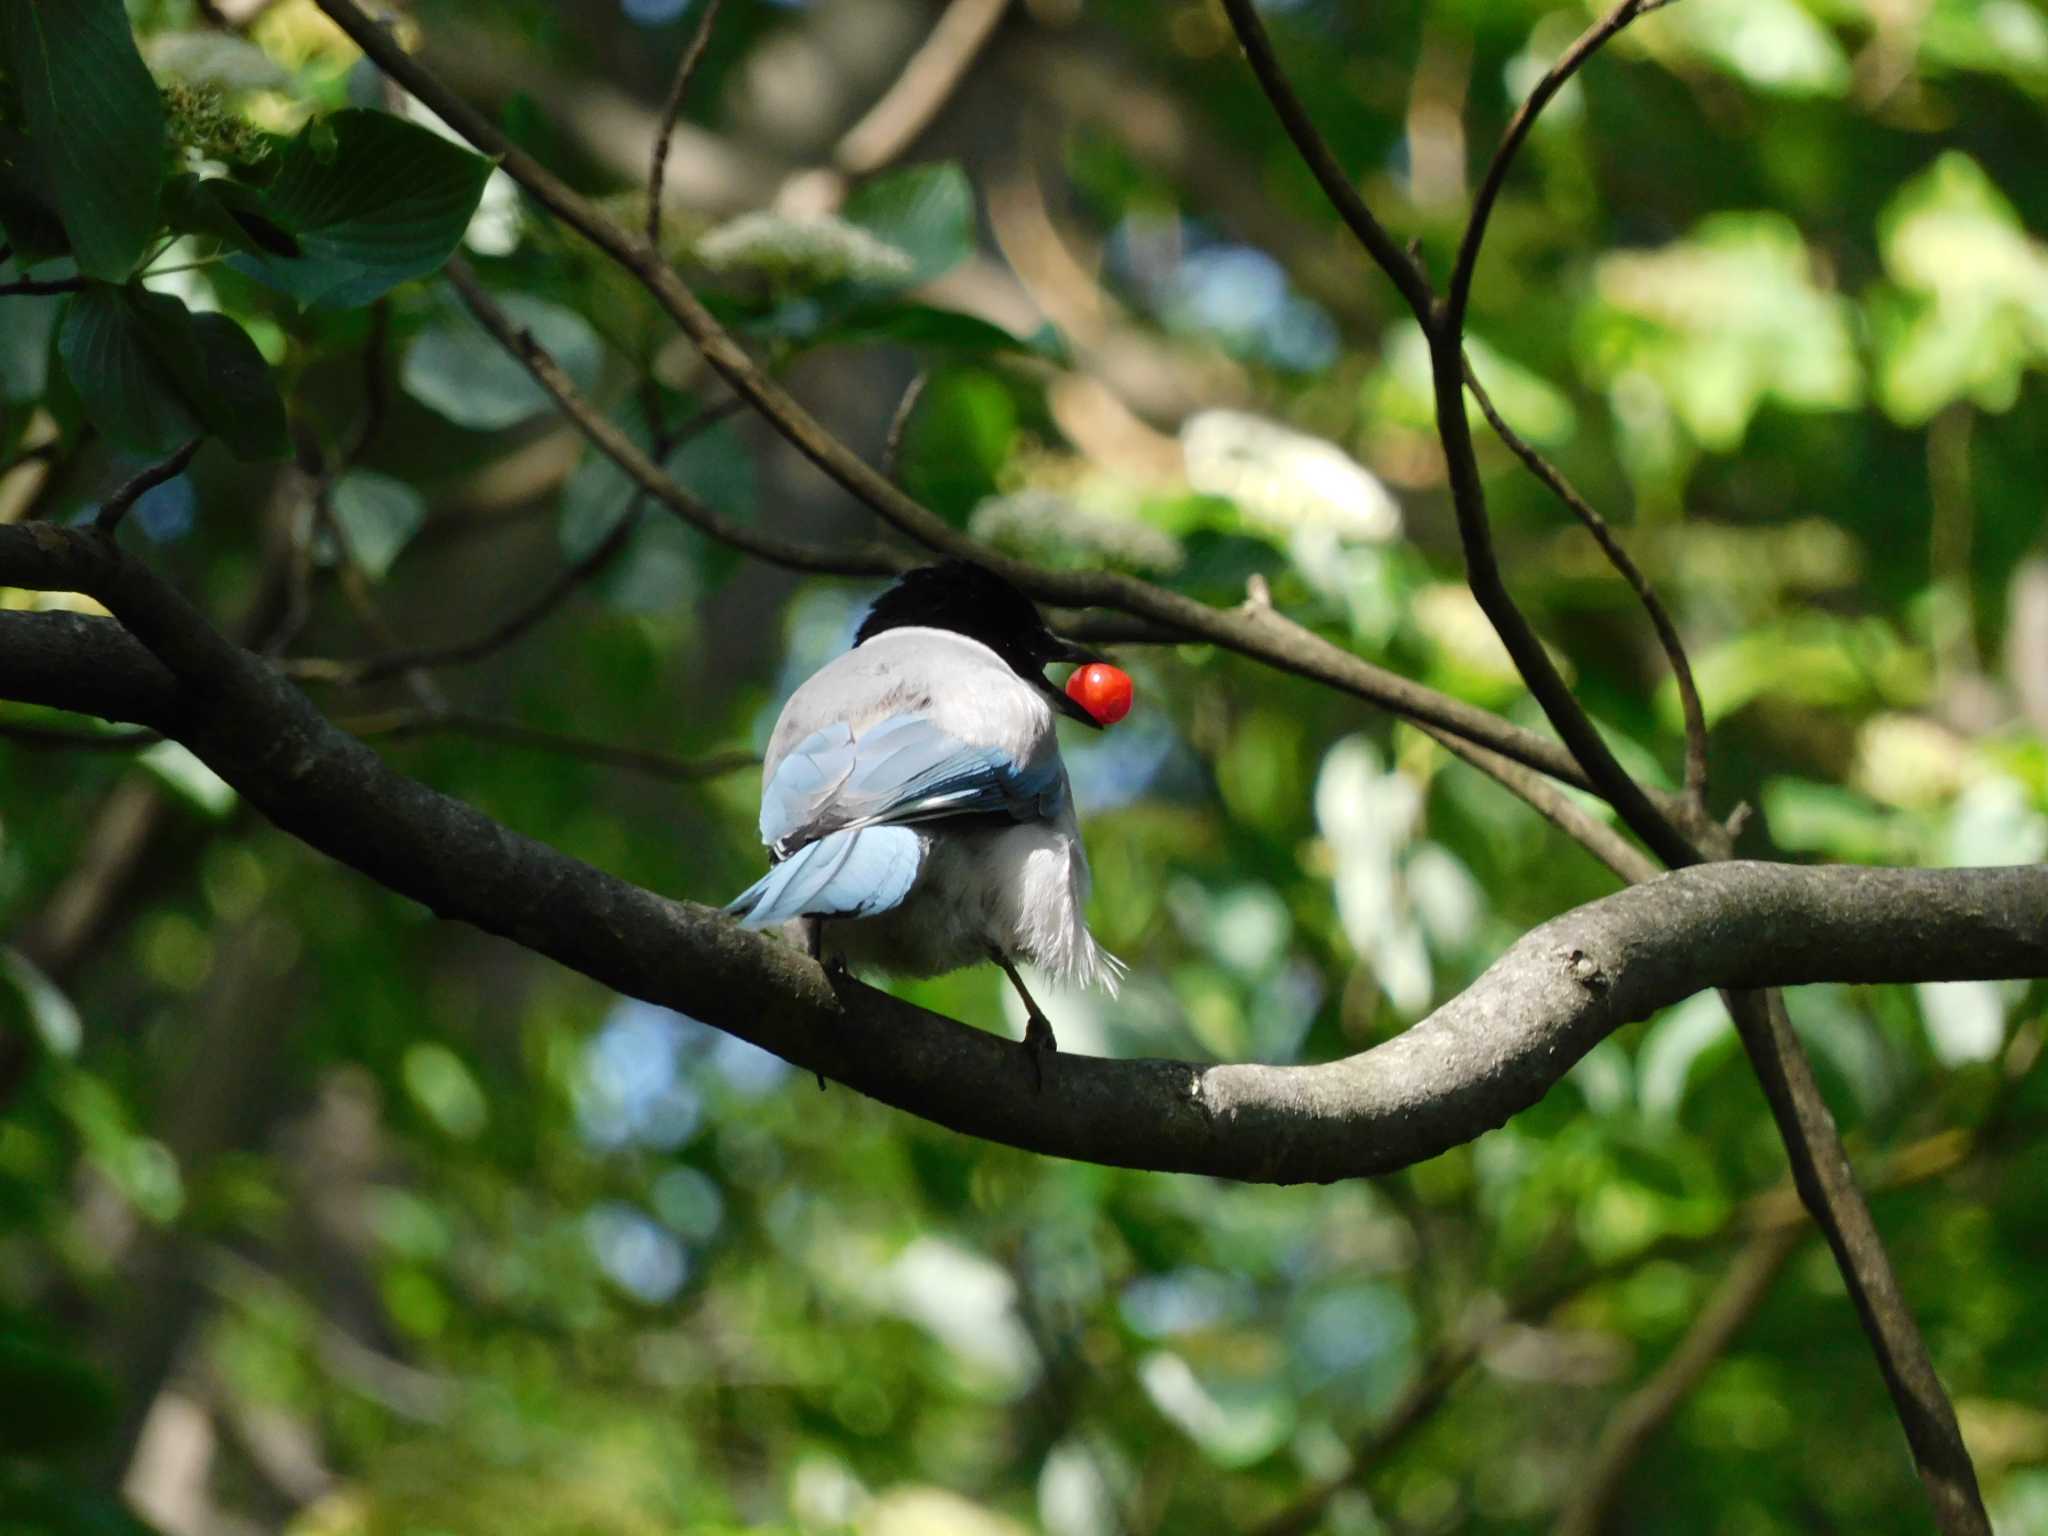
[
  {"x1": 442, "y1": 257, "x2": 910, "y2": 578},
  {"x1": 646, "y1": 0, "x2": 729, "y2": 250},
  {"x1": 344, "y1": 708, "x2": 758, "y2": 783},
  {"x1": 881, "y1": 371, "x2": 928, "y2": 483},
  {"x1": 285, "y1": 399, "x2": 746, "y2": 687},
  {"x1": 1464, "y1": 361, "x2": 1709, "y2": 803},
  {"x1": 1448, "y1": 0, "x2": 1673, "y2": 339},
  {"x1": 1416, "y1": 721, "x2": 1656, "y2": 885},
  {"x1": 349, "y1": 299, "x2": 394, "y2": 464},
  {"x1": 96, "y1": 438, "x2": 204, "y2": 535},
  {"x1": 1555, "y1": 1223, "x2": 1802, "y2": 1536},
  {"x1": 1213, "y1": 0, "x2": 1435, "y2": 325}
]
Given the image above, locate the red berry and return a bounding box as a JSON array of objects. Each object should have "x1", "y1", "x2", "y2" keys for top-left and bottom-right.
[{"x1": 1065, "y1": 662, "x2": 1134, "y2": 725}]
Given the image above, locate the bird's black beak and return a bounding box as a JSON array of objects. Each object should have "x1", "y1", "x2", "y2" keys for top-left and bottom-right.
[{"x1": 1044, "y1": 637, "x2": 1108, "y2": 728}]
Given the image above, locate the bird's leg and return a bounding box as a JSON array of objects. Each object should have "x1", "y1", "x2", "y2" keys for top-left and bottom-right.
[
  {"x1": 808, "y1": 917, "x2": 849, "y2": 981},
  {"x1": 992, "y1": 949, "x2": 1056, "y2": 1092},
  {"x1": 807, "y1": 918, "x2": 832, "y2": 1091}
]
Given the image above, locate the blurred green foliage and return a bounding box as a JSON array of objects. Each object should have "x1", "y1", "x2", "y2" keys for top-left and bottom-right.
[{"x1": 3, "y1": 0, "x2": 2048, "y2": 1533}]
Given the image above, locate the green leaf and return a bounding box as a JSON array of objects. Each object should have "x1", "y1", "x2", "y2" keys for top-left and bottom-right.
[
  {"x1": 0, "y1": 124, "x2": 70, "y2": 264},
  {"x1": 163, "y1": 173, "x2": 302, "y2": 261},
  {"x1": 1580, "y1": 212, "x2": 1861, "y2": 451},
  {"x1": 0, "y1": 1335, "x2": 117, "y2": 1457},
  {"x1": 401, "y1": 289, "x2": 603, "y2": 431},
  {"x1": 1870, "y1": 153, "x2": 2048, "y2": 424},
  {"x1": 895, "y1": 368, "x2": 1016, "y2": 524},
  {"x1": 53, "y1": 284, "x2": 284, "y2": 460},
  {"x1": 841, "y1": 163, "x2": 975, "y2": 287},
  {"x1": 328, "y1": 469, "x2": 427, "y2": 580},
  {"x1": 0, "y1": 283, "x2": 60, "y2": 403},
  {"x1": 230, "y1": 109, "x2": 494, "y2": 309},
  {"x1": 190, "y1": 312, "x2": 288, "y2": 460},
  {"x1": 55, "y1": 285, "x2": 203, "y2": 454},
  {"x1": 557, "y1": 399, "x2": 750, "y2": 611},
  {"x1": 822, "y1": 302, "x2": 1067, "y2": 361},
  {"x1": 0, "y1": 0, "x2": 167, "y2": 280},
  {"x1": 0, "y1": 947, "x2": 79, "y2": 1059}
]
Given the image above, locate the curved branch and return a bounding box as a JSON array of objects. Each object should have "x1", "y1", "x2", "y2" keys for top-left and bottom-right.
[{"x1": 4, "y1": 524, "x2": 2046, "y2": 1189}]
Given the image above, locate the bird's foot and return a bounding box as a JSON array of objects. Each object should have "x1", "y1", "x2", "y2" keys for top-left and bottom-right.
[{"x1": 1021, "y1": 1009, "x2": 1058, "y2": 1093}]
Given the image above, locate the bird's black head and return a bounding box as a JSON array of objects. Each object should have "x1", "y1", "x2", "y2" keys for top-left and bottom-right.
[{"x1": 855, "y1": 561, "x2": 1105, "y2": 726}]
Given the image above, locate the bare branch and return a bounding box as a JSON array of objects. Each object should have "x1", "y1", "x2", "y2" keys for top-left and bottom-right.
[
  {"x1": 285, "y1": 399, "x2": 746, "y2": 687},
  {"x1": 1464, "y1": 361, "x2": 1710, "y2": 803},
  {"x1": 441, "y1": 257, "x2": 909, "y2": 578},
  {"x1": 342, "y1": 708, "x2": 758, "y2": 784},
  {"x1": 1449, "y1": 0, "x2": 1672, "y2": 339},
  {"x1": 1721, "y1": 988, "x2": 1989, "y2": 1532},
  {"x1": 1414, "y1": 721, "x2": 1657, "y2": 885},
  {"x1": 647, "y1": 0, "x2": 728, "y2": 249},
  {"x1": 1214, "y1": 0, "x2": 1436, "y2": 324},
  {"x1": 96, "y1": 438, "x2": 204, "y2": 535}
]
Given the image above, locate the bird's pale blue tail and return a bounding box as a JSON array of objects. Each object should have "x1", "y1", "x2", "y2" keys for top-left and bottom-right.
[{"x1": 725, "y1": 824, "x2": 923, "y2": 928}]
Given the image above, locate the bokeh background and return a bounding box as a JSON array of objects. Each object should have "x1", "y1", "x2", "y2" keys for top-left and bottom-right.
[{"x1": 5, "y1": 0, "x2": 2048, "y2": 1532}]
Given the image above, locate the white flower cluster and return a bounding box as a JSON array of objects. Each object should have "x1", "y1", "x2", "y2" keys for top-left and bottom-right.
[
  {"x1": 694, "y1": 211, "x2": 915, "y2": 286},
  {"x1": 1180, "y1": 409, "x2": 1400, "y2": 543},
  {"x1": 968, "y1": 488, "x2": 1184, "y2": 573}
]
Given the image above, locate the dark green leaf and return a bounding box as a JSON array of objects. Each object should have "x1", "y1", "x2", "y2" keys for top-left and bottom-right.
[
  {"x1": 401, "y1": 289, "x2": 602, "y2": 431},
  {"x1": 0, "y1": 1335, "x2": 116, "y2": 1456},
  {"x1": 821, "y1": 302, "x2": 1067, "y2": 362},
  {"x1": 841, "y1": 163, "x2": 974, "y2": 287},
  {"x1": 190, "y1": 312, "x2": 287, "y2": 460},
  {"x1": 0, "y1": 124, "x2": 70, "y2": 263},
  {"x1": 54, "y1": 285, "x2": 202, "y2": 454},
  {"x1": 230, "y1": 109, "x2": 494, "y2": 309},
  {"x1": 328, "y1": 470, "x2": 426, "y2": 579},
  {"x1": 895, "y1": 367, "x2": 1015, "y2": 523},
  {"x1": 163, "y1": 174, "x2": 301, "y2": 260},
  {"x1": 0, "y1": 0, "x2": 167, "y2": 280},
  {"x1": 0, "y1": 284, "x2": 60, "y2": 403}
]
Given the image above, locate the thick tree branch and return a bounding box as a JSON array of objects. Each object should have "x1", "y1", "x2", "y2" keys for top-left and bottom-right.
[{"x1": 4, "y1": 524, "x2": 2046, "y2": 1191}]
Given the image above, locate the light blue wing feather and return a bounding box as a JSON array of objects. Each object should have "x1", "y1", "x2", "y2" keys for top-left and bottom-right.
[
  {"x1": 760, "y1": 713, "x2": 1064, "y2": 855},
  {"x1": 730, "y1": 712, "x2": 1065, "y2": 925},
  {"x1": 726, "y1": 825, "x2": 922, "y2": 928},
  {"x1": 759, "y1": 722, "x2": 858, "y2": 847}
]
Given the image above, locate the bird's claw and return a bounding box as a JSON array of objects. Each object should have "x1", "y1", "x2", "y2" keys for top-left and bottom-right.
[{"x1": 1021, "y1": 1011, "x2": 1058, "y2": 1093}]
